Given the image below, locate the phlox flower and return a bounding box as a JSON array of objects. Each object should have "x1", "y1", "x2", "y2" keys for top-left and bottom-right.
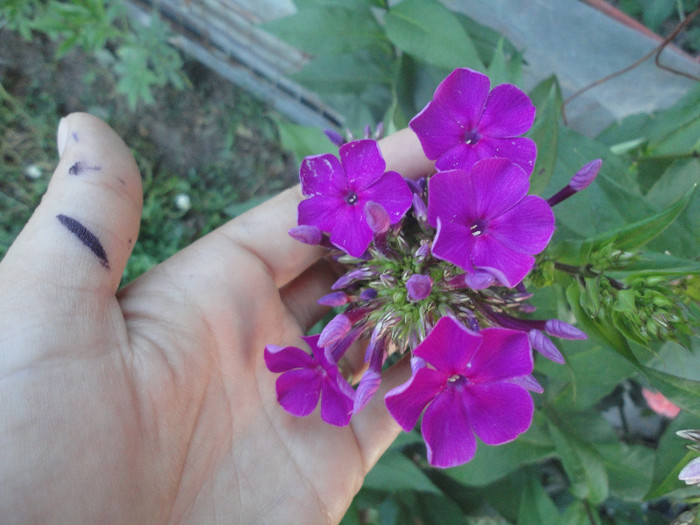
[
  {"x1": 297, "y1": 139, "x2": 413, "y2": 257},
  {"x1": 264, "y1": 335, "x2": 355, "y2": 426},
  {"x1": 410, "y1": 67, "x2": 537, "y2": 174},
  {"x1": 427, "y1": 158, "x2": 555, "y2": 288},
  {"x1": 385, "y1": 316, "x2": 534, "y2": 468}
]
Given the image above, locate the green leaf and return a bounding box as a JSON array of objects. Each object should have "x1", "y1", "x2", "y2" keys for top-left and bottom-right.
[
  {"x1": 646, "y1": 411, "x2": 700, "y2": 499},
  {"x1": 543, "y1": 338, "x2": 638, "y2": 411},
  {"x1": 443, "y1": 412, "x2": 553, "y2": 487},
  {"x1": 609, "y1": 251, "x2": 700, "y2": 279},
  {"x1": 260, "y1": 2, "x2": 387, "y2": 56},
  {"x1": 363, "y1": 450, "x2": 441, "y2": 494},
  {"x1": 595, "y1": 442, "x2": 654, "y2": 501},
  {"x1": 273, "y1": 120, "x2": 335, "y2": 164},
  {"x1": 527, "y1": 77, "x2": 561, "y2": 195},
  {"x1": 565, "y1": 282, "x2": 642, "y2": 368},
  {"x1": 384, "y1": 0, "x2": 485, "y2": 71},
  {"x1": 581, "y1": 184, "x2": 696, "y2": 256},
  {"x1": 547, "y1": 419, "x2": 609, "y2": 504},
  {"x1": 517, "y1": 473, "x2": 560, "y2": 525},
  {"x1": 487, "y1": 38, "x2": 516, "y2": 87},
  {"x1": 644, "y1": 367, "x2": 700, "y2": 418}
]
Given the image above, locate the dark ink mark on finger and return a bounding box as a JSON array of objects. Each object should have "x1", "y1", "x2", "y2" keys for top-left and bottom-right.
[
  {"x1": 68, "y1": 162, "x2": 102, "y2": 176},
  {"x1": 118, "y1": 178, "x2": 126, "y2": 186},
  {"x1": 72, "y1": 132, "x2": 79, "y2": 142},
  {"x1": 56, "y1": 214, "x2": 110, "y2": 270}
]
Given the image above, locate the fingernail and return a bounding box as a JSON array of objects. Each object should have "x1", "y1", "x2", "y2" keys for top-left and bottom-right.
[{"x1": 57, "y1": 117, "x2": 69, "y2": 157}]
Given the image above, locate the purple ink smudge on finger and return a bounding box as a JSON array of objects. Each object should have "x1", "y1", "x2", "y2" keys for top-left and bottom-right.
[
  {"x1": 56, "y1": 214, "x2": 110, "y2": 270},
  {"x1": 69, "y1": 162, "x2": 102, "y2": 176}
]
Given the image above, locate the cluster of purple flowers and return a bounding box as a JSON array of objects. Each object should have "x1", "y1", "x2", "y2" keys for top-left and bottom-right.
[{"x1": 265, "y1": 68, "x2": 597, "y2": 468}]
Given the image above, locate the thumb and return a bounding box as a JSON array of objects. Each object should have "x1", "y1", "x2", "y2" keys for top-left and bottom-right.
[{"x1": 0, "y1": 113, "x2": 142, "y2": 297}]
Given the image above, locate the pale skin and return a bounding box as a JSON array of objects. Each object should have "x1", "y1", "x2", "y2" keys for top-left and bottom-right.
[{"x1": 0, "y1": 113, "x2": 434, "y2": 524}]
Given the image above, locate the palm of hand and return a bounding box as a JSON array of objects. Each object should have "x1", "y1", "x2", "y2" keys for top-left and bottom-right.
[{"x1": 0, "y1": 114, "x2": 428, "y2": 524}]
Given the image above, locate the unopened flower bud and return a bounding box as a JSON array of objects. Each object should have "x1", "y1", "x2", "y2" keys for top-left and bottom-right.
[
  {"x1": 360, "y1": 288, "x2": 378, "y2": 301},
  {"x1": 509, "y1": 374, "x2": 544, "y2": 394},
  {"x1": 544, "y1": 319, "x2": 587, "y2": 340},
  {"x1": 679, "y1": 457, "x2": 700, "y2": 485},
  {"x1": 412, "y1": 193, "x2": 428, "y2": 222},
  {"x1": 364, "y1": 201, "x2": 390, "y2": 234},
  {"x1": 318, "y1": 314, "x2": 353, "y2": 348},
  {"x1": 547, "y1": 159, "x2": 602, "y2": 207},
  {"x1": 324, "y1": 128, "x2": 345, "y2": 147},
  {"x1": 528, "y1": 330, "x2": 565, "y2": 364},
  {"x1": 289, "y1": 225, "x2": 323, "y2": 245},
  {"x1": 317, "y1": 291, "x2": 349, "y2": 307},
  {"x1": 406, "y1": 274, "x2": 433, "y2": 301}
]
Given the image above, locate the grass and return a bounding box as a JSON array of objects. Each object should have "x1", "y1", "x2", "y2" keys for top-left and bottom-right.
[{"x1": 0, "y1": 30, "x2": 297, "y2": 284}]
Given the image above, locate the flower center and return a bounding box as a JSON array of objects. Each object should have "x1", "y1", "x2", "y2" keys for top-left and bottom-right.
[
  {"x1": 448, "y1": 374, "x2": 468, "y2": 387},
  {"x1": 345, "y1": 191, "x2": 359, "y2": 205},
  {"x1": 464, "y1": 129, "x2": 480, "y2": 145},
  {"x1": 470, "y1": 220, "x2": 486, "y2": 237}
]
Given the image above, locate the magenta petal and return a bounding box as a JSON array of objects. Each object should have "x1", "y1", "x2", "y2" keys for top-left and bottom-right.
[
  {"x1": 470, "y1": 158, "x2": 529, "y2": 218},
  {"x1": 431, "y1": 218, "x2": 476, "y2": 272},
  {"x1": 385, "y1": 368, "x2": 446, "y2": 432},
  {"x1": 360, "y1": 170, "x2": 413, "y2": 223},
  {"x1": 434, "y1": 143, "x2": 482, "y2": 172},
  {"x1": 410, "y1": 103, "x2": 468, "y2": 160},
  {"x1": 414, "y1": 316, "x2": 482, "y2": 374},
  {"x1": 468, "y1": 328, "x2": 533, "y2": 383},
  {"x1": 471, "y1": 237, "x2": 535, "y2": 287},
  {"x1": 276, "y1": 368, "x2": 322, "y2": 417},
  {"x1": 489, "y1": 195, "x2": 555, "y2": 254},
  {"x1": 340, "y1": 139, "x2": 386, "y2": 189},
  {"x1": 264, "y1": 344, "x2": 315, "y2": 373},
  {"x1": 298, "y1": 194, "x2": 345, "y2": 233},
  {"x1": 422, "y1": 386, "x2": 477, "y2": 468},
  {"x1": 433, "y1": 68, "x2": 491, "y2": 130},
  {"x1": 320, "y1": 377, "x2": 354, "y2": 426},
  {"x1": 329, "y1": 206, "x2": 373, "y2": 257},
  {"x1": 476, "y1": 136, "x2": 537, "y2": 175},
  {"x1": 427, "y1": 170, "x2": 473, "y2": 228},
  {"x1": 468, "y1": 382, "x2": 534, "y2": 445},
  {"x1": 300, "y1": 153, "x2": 345, "y2": 196},
  {"x1": 479, "y1": 84, "x2": 536, "y2": 137}
]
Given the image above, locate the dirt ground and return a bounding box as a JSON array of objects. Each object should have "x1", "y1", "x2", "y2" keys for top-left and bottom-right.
[{"x1": 0, "y1": 28, "x2": 298, "y2": 196}]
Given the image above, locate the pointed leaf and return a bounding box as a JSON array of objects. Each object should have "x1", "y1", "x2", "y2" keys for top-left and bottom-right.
[
  {"x1": 581, "y1": 184, "x2": 696, "y2": 256},
  {"x1": 384, "y1": 0, "x2": 485, "y2": 71}
]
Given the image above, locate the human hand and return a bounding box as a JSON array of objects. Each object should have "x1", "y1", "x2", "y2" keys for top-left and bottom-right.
[{"x1": 0, "y1": 113, "x2": 433, "y2": 524}]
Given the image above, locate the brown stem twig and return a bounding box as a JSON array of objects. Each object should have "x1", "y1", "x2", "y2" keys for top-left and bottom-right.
[{"x1": 562, "y1": 7, "x2": 700, "y2": 123}]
